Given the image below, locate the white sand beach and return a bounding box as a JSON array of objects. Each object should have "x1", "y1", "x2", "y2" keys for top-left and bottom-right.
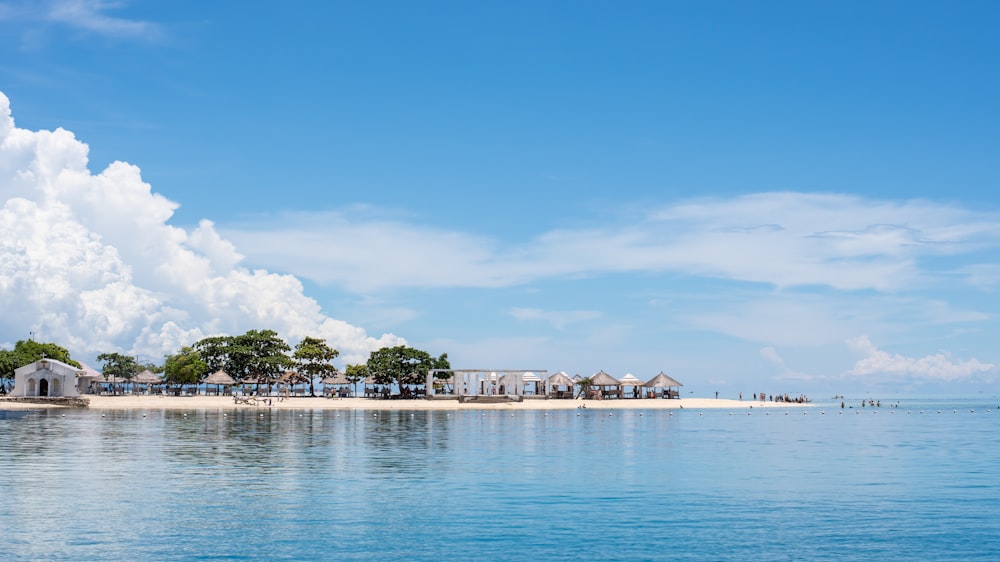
[{"x1": 3, "y1": 395, "x2": 812, "y2": 411}]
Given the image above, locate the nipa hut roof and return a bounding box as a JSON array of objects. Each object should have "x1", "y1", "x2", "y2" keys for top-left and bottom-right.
[
  {"x1": 321, "y1": 372, "x2": 350, "y2": 385},
  {"x1": 590, "y1": 370, "x2": 621, "y2": 386},
  {"x1": 133, "y1": 370, "x2": 163, "y2": 384},
  {"x1": 644, "y1": 372, "x2": 684, "y2": 388},
  {"x1": 204, "y1": 370, "x2": 236, "y2": 386},
  {"x1": 546, "y1": 372, "x2": 576, "y2": 387},
  {"x1": 278, "y1": 370, "x2": 309, "y2": 385}
]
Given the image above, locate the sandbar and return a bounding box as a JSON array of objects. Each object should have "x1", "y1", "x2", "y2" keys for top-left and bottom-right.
[{"x1": 3, "y1": 395, "x2": 812, "y2": 411}]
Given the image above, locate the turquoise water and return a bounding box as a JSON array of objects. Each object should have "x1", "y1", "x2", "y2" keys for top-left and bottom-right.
[{"x1": 2, "y1": 400, "x2": 999, "y2": 560}]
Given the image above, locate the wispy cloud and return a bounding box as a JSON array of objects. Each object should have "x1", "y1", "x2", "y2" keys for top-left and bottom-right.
[
  {"x1": 508, "y1": 307, "x2": 601, "y2": 329},
  {"x1": 1, "y1": 0, "x2": 161, "y2": 43},
  {"x1": 49, "y1": 0, "x2": 159, "y2": 38},
  {"x1": 223, "y1": 193, "x2": 1000, "y2": 294}
]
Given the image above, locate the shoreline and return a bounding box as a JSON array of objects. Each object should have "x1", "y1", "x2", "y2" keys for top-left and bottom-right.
[{"x1": 2, "y1": 395, "x2": 812, "y2": 411}]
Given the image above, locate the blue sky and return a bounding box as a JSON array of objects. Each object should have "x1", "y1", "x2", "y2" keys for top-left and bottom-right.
[{"x1": 1, "y1": 0, "x2": 998, "y2": 397}]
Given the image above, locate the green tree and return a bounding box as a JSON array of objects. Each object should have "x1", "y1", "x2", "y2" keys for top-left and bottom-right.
[
  {"x1": 164, "y1": 347, "x2": 207, "y2": 390},
  {"x1": 96, "y1": 352, "x2": 139, "y2": 381},
  {"x1": 96, "y1": 352, "x2": 139, "y2": 394},
  {"x1": 232, "y1": 330, "x2": 292, "y2": 385},
  {"x1": 192, "y1": 336, "x2": 234, "y2": 374},
  {"x1": 345, "y1": 363, "x2": 368, "y2": 397},
  {"x1": 293, "y1": 337, "x2": 339, "y2": 397},
  {"x1": 193, "y1": 330, "x2": 293, "y2": 392},
  {"x1": 366, "y1": 346, "x2": 450, "y2": 397}
]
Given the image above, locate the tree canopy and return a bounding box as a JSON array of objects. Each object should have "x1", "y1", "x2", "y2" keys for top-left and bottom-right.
[
  {"x1": 97, "y1": 352, "x2": 140, "y2": 382},
  {"x1": 293, "y1": 336, "x2": 339, "y2": 396},
  {"x1": 193, "y1": 330, "x2": 293, "y2": 384},
  {"x1": 366, "y1": 345, "x2": 450, "y2": 389},
  {"x1": 344, "y1": 363, "x2": 368, "y2": 385},
  {"x1": 164, "y1": 346, "x2": 207, "y2": 386}
]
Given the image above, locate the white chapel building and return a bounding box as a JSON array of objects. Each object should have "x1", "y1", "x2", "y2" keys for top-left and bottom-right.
[{"x1": 10, "y1": 358, "x2": 95, "y2": 398}]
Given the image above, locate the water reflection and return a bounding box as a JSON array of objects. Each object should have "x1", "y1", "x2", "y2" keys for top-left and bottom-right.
[
  {"x1": 362, "y1": 410, "x2": 452, "y2": 479},
  {"x1": 3, "y1": 406, "x2": 998, "y2": 560}
]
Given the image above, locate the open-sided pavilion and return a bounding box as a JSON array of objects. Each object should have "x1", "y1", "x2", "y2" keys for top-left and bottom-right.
[{"x1": 427, "y1": 369, "x2": 548, "y2": 403}]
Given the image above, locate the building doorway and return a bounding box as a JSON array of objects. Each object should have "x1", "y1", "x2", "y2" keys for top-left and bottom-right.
[{"x1": 39, "y1": 379, "x2": 49, "y2": 397}]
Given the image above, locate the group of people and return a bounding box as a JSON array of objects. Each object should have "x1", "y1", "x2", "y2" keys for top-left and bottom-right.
[{"x1": 737, "y1": 392, "x2": 811, "y2": 403}]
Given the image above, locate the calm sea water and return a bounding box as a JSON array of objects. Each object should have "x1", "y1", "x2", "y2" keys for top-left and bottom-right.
[{"x1": 2, "y1": 399, "x2": 999, "y2": 561}]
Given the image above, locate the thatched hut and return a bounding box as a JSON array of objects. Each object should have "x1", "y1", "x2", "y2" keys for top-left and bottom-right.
[
  {"x1": 133, "y1": 369, "x2": 163, "y2": 395},
  {"x1": 363, "y1": 376, "x2": 388, "y2": 398},
  {"x1": 618, "y1": 373, "x2": 645, "y2": 398},
  {"x1": 545, "y1": 371, "x2": 576, "y2": 399},
  {"x1": 644, "y1": 372, "x2": 683, "y2": 399},
  {"x1": 277, "y1": 370, "x2": 310, "y2": 396},
  {"x1": 321, "y1": 371, "x2": 353, "y2": 397},
  {"x1": 204, "y1": 369, "x2": 236, "y2": 396},
  {"x1": 589, "y1": 370, "x2": 621, "y2": 399}
]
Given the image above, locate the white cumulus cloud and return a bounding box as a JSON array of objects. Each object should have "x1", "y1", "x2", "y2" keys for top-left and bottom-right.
[
  {"x1": 846, "y1": 335, "x2": 995, "y2": 382},
  {"x1": 0, "y1": 90, "x2": 403, "y2": 364}
]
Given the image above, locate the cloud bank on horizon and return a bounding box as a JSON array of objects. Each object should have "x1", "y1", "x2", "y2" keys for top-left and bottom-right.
[
  {"x1": 0, "y1": 88, "x2": 996, "y2": 387},
  {"x1": 0, "y1": 91, "x2": 403, "y2": 365}
]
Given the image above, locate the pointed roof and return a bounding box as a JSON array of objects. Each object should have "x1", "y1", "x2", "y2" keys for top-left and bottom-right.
[
  {"x1": 76, "y1": 362, "x2": 105, "y2": 379},
  {"x1": 321, "y1": 371, "x2": 350, "y2": 385},
  {"x1": 134, "y1": 370, "x2": 163, "y2": 384},
  {"x1": 204, "y1": 370, "x2": 236, "y2": 385},
  {"x1": 618, "y1": 373, "x2": 644, "y2": 387},
  {"x1": 278, "y1": 370, "x2": 309, "y2": 384},
  {"x1": 546, "y1": 372, "x2": 576, "y2": 387},
  {"x1": 644, "y1": 372, "x2": 683, "y2": 388},
  {"x1": 590, "y1": 370, "x2": 620, "y2": 386}
]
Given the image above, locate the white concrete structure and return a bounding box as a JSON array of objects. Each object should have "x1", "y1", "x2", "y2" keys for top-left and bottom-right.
[
  {"x1": 427, "y1": 369, "x2": 548, "y2": 401},
  {"x1": 10, "y1": 359, "x2": 88, "y2": 397}
]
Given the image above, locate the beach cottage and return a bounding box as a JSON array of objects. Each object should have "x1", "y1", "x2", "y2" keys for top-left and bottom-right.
[{"x1": 10, "y1": 358, "x2": 89, "y2": 397}]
